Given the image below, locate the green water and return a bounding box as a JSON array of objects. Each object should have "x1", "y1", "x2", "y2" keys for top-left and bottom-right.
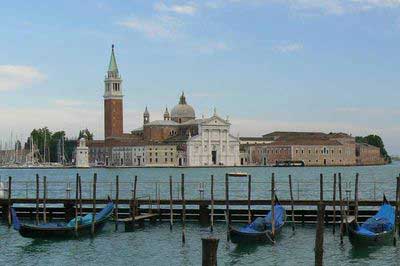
[
  {"x1": 1, "y1": 163, "x2": 400, "y2": 265},
  {"x1": 1, "y1": 163, "x2": 400, "y2": 201},
  {"x1": 1, "y1": 222, "x2": 400, "y2": 265}
]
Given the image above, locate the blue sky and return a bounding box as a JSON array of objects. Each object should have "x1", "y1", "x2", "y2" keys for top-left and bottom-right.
[{"x1": 1, "y1": 0, "x2": 400, "y2": 154}]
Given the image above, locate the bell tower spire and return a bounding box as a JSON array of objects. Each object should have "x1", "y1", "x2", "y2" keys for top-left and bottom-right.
[{"x1": 104, "y1": 44, "x2": 123, "y2": 139}]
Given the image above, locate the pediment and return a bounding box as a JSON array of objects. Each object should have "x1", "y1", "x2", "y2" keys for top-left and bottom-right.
[{"x1": 201, "y1": 115, "x2": 230, "y2": 126}]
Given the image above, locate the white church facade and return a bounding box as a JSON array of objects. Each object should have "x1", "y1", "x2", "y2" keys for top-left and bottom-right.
[{"x1": 186, "y1": 113, "x2": 240, "y2": 166}]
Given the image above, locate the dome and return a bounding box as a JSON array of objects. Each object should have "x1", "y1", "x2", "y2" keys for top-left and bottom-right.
[{"x1": 171, "y1": 93, "x2": 195, "y2": 123}]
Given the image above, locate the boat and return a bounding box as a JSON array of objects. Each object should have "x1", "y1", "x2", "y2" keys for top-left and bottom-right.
[
  {"x1": 229, "y1": 197, "x2": 286, "y2": 244},
  {"x1": 348, "y1": 195, "x2": 395, "y2": 246},
  {"x1": 228, "y1": 172, "x2": 248, "y2": 177},
  {"x1": 11, "y1": 202, "x2": 114, "y2": 239}
]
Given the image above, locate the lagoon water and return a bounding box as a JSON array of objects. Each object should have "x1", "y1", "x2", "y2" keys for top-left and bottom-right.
[{"x1": 1, "y1": 163, "x2": 400, "y2": 265}]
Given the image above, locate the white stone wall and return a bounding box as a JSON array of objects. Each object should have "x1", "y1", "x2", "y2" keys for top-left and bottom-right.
[
  {"x1": 112, "y1": 146, "x2": 145, "y2": 166},
  {"x1": 187, "y1": 115, "x2": 240, "y2": 166},
  {"x1": 76, "y1": 139, "x2": 89, "y2": 168}
]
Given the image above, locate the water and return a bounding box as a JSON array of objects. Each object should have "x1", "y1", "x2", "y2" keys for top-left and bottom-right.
[
  {"x1": 1, "y1": 222, "x2": 400, "y2": 265},
  {"x1": 1, "y1": 163, "x2": 400, "y2": 202},
  {"x1": 1, "y1": 163, "x2": 400, "y2": 265}
]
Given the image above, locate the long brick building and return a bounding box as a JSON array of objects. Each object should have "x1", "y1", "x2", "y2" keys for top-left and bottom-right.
[{"x1": 240, "y1": 132, "x2": 385, "y2": 166}]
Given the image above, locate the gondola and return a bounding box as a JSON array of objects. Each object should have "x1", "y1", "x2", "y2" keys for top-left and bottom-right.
[
  {"x1": 348, "y1": 195, "x2": 395, "y2": 246},
  {"x1": 229, "y1": 197, "x2": 286, "y2": 244},
  {"x1": 11, "y1": 201, "x2": 114, "y2": 239}
]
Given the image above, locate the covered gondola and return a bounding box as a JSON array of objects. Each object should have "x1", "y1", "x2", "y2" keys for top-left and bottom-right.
[
  {"x1": 229, "y1": 198, "x2": 286, "y2": 244},
  {"x1": 11, "y1": 202, "x2": 114, "y2": 239},
  {"x1": 348, "y1": 195, "x2": 395, "y2": 246}
]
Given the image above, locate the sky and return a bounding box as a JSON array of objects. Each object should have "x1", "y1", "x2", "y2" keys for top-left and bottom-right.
[{"x1": 1, "y1": 0, "x2": 400, "y2": 154}]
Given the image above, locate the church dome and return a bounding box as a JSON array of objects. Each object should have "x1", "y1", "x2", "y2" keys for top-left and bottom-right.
[{"x1": 171, "y1": 93, "x2": 195, "y2": 123}]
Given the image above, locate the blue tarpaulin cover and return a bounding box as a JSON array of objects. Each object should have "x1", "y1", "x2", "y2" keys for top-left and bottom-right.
[
  {"x1": 67, "y1": 202, "x2": 114, "y2": 228},
  {"x1": 355, "y1": 203, "x2": 394, "y2": 237},
  {"x1": 239, "y1": 205, "x2": 285, "y2": 233}
]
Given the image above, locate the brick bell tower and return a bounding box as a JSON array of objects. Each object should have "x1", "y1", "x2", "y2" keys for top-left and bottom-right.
[{"x1": 104, "y1": 44, "x2": 123, "y2": 139}]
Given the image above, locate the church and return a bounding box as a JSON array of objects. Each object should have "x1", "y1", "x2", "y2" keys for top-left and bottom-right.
[{"x1": 88, "y1": 45, "x2": 240, "y2": 167}]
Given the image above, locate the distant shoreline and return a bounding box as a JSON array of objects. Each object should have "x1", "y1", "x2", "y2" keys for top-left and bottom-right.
[{"x1": 0, "y1": 163, "x2": 390, "y2": 170}]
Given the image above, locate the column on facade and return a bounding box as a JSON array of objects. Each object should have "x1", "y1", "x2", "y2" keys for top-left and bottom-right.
[
  {"x1": 208, "y1": 129, "x2": 211, "y2": 164},
  {"x1": 226, "y1": 130, "x2": 229, "y2": 164},
  {"x1": 201, "y1": 130, "x2": 204, "y2": 165},
  {"x1": 219, "y1": 129, "x2": 223, "y2": 165}
]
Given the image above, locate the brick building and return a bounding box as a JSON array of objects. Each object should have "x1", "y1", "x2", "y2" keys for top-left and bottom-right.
[
  {"x1": 241, "y1": 131, "x2": 358, "y2": 166},
  {"x1": 356, "y1": 143, "x2": 385, "y2": 165}
]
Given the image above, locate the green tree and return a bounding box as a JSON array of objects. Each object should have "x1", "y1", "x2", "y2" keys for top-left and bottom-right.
[
  {"x1": 78, "y1": 129, "x2": 94, "y2": 140},
  {"x1": 25, "y1": 128, "x2": 79, "y2": 163},
  {"x1": 356, "y1": 134, "x2": 391, "y2": 163}
]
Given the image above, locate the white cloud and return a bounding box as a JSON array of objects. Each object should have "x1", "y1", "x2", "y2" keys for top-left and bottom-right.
[
  {"x1": 154, "y1": 2, "x2": 197, "y2": 15},
  {"x1": 295, "y1": 0, "x2": 345, "y2": 15},
  {"x1": 209, "y1": 0, "x2": 400, "y2": 15},
  {"x1": 0, "y1": 65, "x2": 45, "y2": 92},
  {"x1": 274, "y1": 42, "x2": 303, "y2": 53},
  {"x1": 117, "y1": 15, "x2": 182, "y2": 39}
]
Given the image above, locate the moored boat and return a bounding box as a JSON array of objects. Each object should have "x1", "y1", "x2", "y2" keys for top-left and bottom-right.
[
  {"x1": 11, "y1": 202, "x2": 114, "y2": 239},
  {"x1": 229, "y1": 198, "x2": 286, "y2": 244},
  {"x1": 348, "y1": 195, "x2": 395, "y2": 246}
]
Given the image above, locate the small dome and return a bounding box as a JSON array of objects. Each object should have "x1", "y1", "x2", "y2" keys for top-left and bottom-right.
[{"x1": 171, "y1": 93, "x2": 195, "y2": 122}]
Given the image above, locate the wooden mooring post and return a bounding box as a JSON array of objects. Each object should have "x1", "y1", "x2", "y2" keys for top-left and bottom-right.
[
  {"x1": 202, "y1": 237, "x2": 219, "y2": 266},
  {"x1": 394, "y1": 175, "x2": 400, "y2": 246},
  {"x1": 181, "y1": 173, "x2": 186, "y2": 244},
  {"x1": 115, "y1": 175, "x2": 119, "y2": 231},
  {"x1": 338, "y1": 173, "x2": 344, "y2": 244},
  {"x1": 332, "y1": 173, "x2": 337, "y2": 234},
  {"x1": 210, "y1": 174, "x2": 214, "y2": 232},
  {"x1": 289, "y1": 174, "x2": 295, "y2": 232},
  {"x1": 129, "y1": 175, "x2": 138, "y2": 231},
  {"x1": 319, "y1": 174, "x2": 323, "y2": 202},
  {"x1": 354, "y1": 173, "x2": 359, "y2": 223},
  {"x1": 169, "y1": 175, "x2": 173, "y2": 231},
  {"x1": 225, "y1": 173, "x2": 230, "y2": 242},
  {"x1": 43, "y1": 176, "x2": 47, "y2": 223},
  {"x1": 271, "y1": 173, "x2": 275, "y2": 242},
  {"x1": 157, "y1": 183, "x2": 161, "y2": 222},
  {"x1": 397, "y1": 174, "x2": 400, "y2": 237},
  {"x1": 35, "y1": 174, "x2": 39, "y2": 224},
  {"x1": 91, "y1": 173, "x2": 97, "y2": 236},
  {"x1": 247, "y1": 174, "x2": 251, "y2": 224},
  {"x1": 315, "y1": 203, "x2": 325, "y2": 266},
  {"x1": 78, "y1": 174, "x2": 82, "y2": 216},
  {"x1": 7, "y1": 176, "x2": 12, "y2": 226},
  {"x1": 75, "y1": 173, "x2": 79, "y2": 234}
]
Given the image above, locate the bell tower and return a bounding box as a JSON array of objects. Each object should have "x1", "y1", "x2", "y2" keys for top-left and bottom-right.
[{"x1": 104, "y1": 44, "x2": 123, "y2": 139}]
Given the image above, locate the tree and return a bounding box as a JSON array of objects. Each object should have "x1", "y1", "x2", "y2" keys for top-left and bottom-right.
[
  {"x1": 356, "y1": 134, "x2": 391, "y2": 163},
  {"x1": 78, "y1": 129, "x2": 94, "y2": 140}
]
